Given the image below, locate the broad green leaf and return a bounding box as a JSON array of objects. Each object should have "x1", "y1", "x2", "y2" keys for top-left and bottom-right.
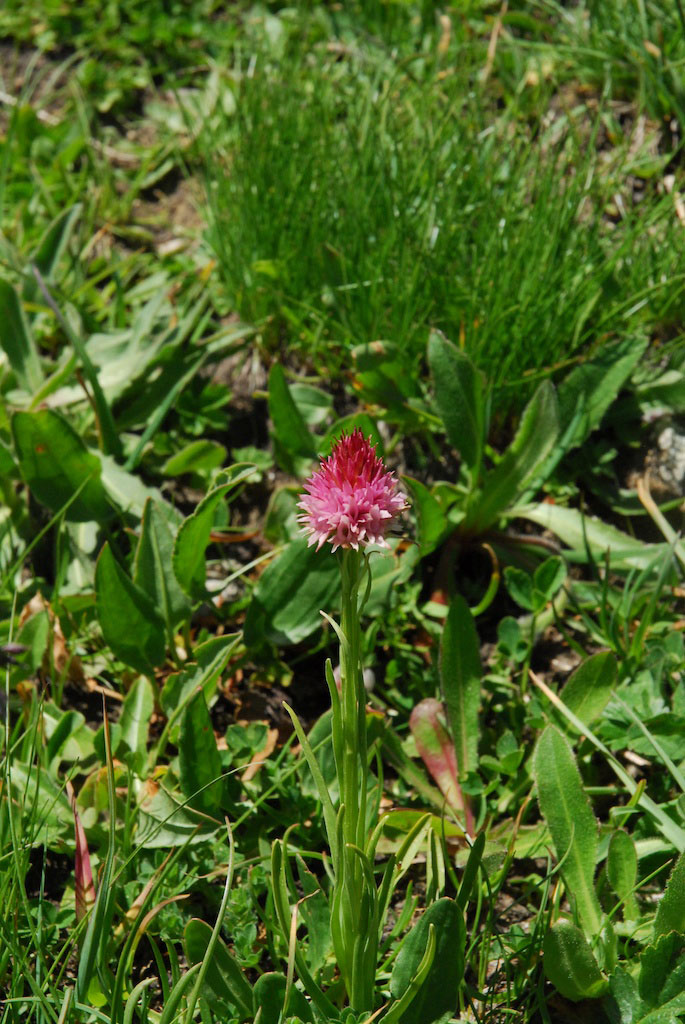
[
  {"x1": 99, "y1": 453, "x2": 170, "y2": 520},
  {"x1": 289, "y1": 381, "x2": 333, "y2": 427},
  {"x1": 403, "y1": 476, "x2": 449, "y2": 556},
  {"x1": 0, "y1": 278, "x2": 43, "y2": 391},
  {"x1": 543, "y1": 919, "x2": 607, "y2": 1001},
  {"x1": 558, "y1": 335, "x2": 648, "y2": 450},
  {"x1": 352, "y1": 340, "x2": 417, "y2": 412},
  {"x1": 560, "y1": 652, "x2": 617, "y2": 728},
  {"x1": 409, "y1": 699, "x2": 463, "y2": 811},
  {"x1": 162, "y1": 440, "x2": 227, "y2": 477},
  {"x1": 439, "y1": 596, "x2": 481, "y2": 778},
  {"x1": 172, "y1": 465, "x2": 255, "y2": 599},
  {"x1": 95, "y1": 542, "x2": 166, "y2": 674},
  {"x1": 43, "y1": 706, "x2": 94, "y2": 771},
  {"x1": 243, "y1": 537, "x2": 339, "y2": 647},
  {"x1": 15, "y1": 611, "x2": 50, "y2": 672},
  {"x1": 655, "y1": 853, "x2": 685, "y2": 939},
  {"x1": 13, "y1": 409, "x2": 111, "y2": 522},
  {"x1": 9, "y1": 762, "x2": 73, "y2": 848},
  {"x1": 253, "y1": 972, "x2": 314, "y2": 1024},
  {"x1": 427, "y1": 331, "x2": 484, "y2": 474},
  {"x1": 389, "y1": 898, "x2": 465, "y2": 1024},
  {"x1": 178, "y1": 692, "x2": 223, "y2": 816},
  {"x1": 607, "y1": 830, "x2": 639, "y2": 920},
  {"x1": 374, "y1": 807, "x2": 464, "y2": 847},
  {"x1": 264, "y1": 486, "x2": 300, "y2": 544},
  {"x1": 365, "y1": 544, "x2": 417, "y2": 616},
  {"x1": 160, "y1": 634, "x2": 239, "y2": 743},
  {"x1": 533, "y1": 555, "x2": 567, "y2": 603},
  {"x1": 503, "y1": 566, "x2": 534, "y2": 611},
  {"x1": 117, "y1": 676, "x2": 154, "y2": 770},
  {"x1": 134, "y1": 499, "x2": 190, "y2": 635},
  {"x1": 609, "y1": 966, "x2": 642, "y2": 1024},
  {"x1": 268, "y1": 363, "x2": 316, "y2": 474},
  {"x1": 474, "y1": 379, "x2": 559, "y2": 529},
  {"x1": 640, "y1": 996, "x2": 685, "y2": 1022},
  {"x1": 136, "y1": 773, "x2": 218, "y2": 847},
  {"x1": 533, "y1": 726, "x2": 602, "y2": 934},
  {"x1": 519, "y1": 502, "x2": 665, "y2": 570},
  {"x1": 184, "y1": 918, "x2": 253, "y2": 1020},
  {"x1": 639, "y1": 933, "x2": 685, "y2": 1009}
]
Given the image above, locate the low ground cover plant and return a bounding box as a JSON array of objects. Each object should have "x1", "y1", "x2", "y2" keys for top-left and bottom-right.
[{"x1": 3, "y1": 2, "x2": 685, "y2": 1023}]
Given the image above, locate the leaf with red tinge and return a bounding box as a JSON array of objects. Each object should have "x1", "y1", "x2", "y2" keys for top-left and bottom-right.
[
  {"x1": 67, "y1": 781, "x2": 96, "y2": 924},
  {"x1": 409, "y1": 699, "x2": 464, "y2": 812}
]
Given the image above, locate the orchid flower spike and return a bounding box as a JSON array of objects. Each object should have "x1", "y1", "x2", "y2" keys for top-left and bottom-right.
[{"x1": 298, "y1": 429, "x2": 408, "y2": 552}]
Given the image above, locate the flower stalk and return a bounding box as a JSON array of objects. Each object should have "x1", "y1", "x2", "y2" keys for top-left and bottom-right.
[{"x1": 297, "y1": 430, "x2": 408, "y2": 1010}]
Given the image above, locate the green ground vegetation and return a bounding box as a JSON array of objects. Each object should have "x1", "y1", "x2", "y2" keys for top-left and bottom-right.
[{"x1": 2, "y1": 2, "x2": 685, "y2": 1022}]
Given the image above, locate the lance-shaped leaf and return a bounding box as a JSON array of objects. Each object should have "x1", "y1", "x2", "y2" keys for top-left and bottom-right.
[
  {"x1": 389, "y1": 898, "x2": 465, "y2": 1024},
  {"x1": 543, "y1": 919, "x2": 607, "y2": 1001},
  {"x1": 428, "y1": 330, "x2": 485, "y2": 475},
  {"x1": 403, "y1": 476, "x2": 449, "y2": 557},
  {"x1": 0, "y1": 278, "x2": 43, "y2": 391},
  {"x1": 439, "y1": 595, "x2": 481, "y2": 778},
  {"x1": 67, "y1": 781, "x2": 96, "y2": 925},
  {"x1": 409, "y1": 699, "x2": 463, "y2": 811},
  {"x1": 13, "y1": 409, "x2": 112, "y2": 522},
  {"x1": 655, "y1": 852, "x2": 685, "y2": 940},
  {"x1": 520, "y1": 502, "x2": 663, "y2": 571},
  {"x1": 117, "y1": 675, "x2": 154, "y2": 773},
  {"x1": 172, "y1": 465, "x2": 255, "y2": 600},
  {"x1": 243, "y1": 537, "x2": 339, "y2": 647},
  {"x1": 95, "y1": 542, "x2": 166, "y2": 674},
  {"x1": 268, "y1": 363, "x2": 317, "y2": 476},
  {"x1": 533, "y1": 726, "x2": 602, "y2": 934},
  {"x1": 179, "y1": 692, "x2": 223, "y2": 816},
  {"x1": 185, "y1": 918, "x2": 253, "y2": 1021},
  {"x1": 473, "y1": 379, "x2": 559, "y2": 530},
  {"x1": 607, "y1": 829, "x2": 639, "y2": 921},
  {"x1": 560, "y1": 651, "x2": 617, "y2": 729},
  {"x1": 134, "y1": 498, "x2": 190, "y2": 635}
]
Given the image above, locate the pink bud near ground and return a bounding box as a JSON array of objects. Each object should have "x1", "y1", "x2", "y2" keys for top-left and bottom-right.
[
  {"x1": 67, "y1": 781, "x2": 96, "y2": 924},
  {"x1": 409, "y1": 698, "x2": 465, "y2": 814},
  {"x1": 298, "y1": 429, "x2": 408, "y2": 552}
]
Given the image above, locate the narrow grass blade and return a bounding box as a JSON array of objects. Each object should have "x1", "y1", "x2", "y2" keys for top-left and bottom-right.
[
  {"x1": 0, "y1": 278, "x2": 43, "y2": 392},
  {"x1": 76, "y1": 702, "x2": 117, "y2": 1004},
  {"x1": 282, "y1": 702, "x2": 338, "y2": 868}
]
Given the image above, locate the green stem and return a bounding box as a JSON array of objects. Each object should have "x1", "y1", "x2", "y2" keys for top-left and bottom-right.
[
  {"x1": 340, "y1": 549, "x2": 366, "y2": 851},
  {"x1": 335, "y1": 548, "x2": 375, "y2": 1010}
]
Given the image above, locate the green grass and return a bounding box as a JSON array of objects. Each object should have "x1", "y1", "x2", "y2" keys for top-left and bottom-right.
[
  {"x1": 203, "y1": 8, "x2": 685, "y2": 404},
  {"x1": 500, "y1": 0, "x2": 685, "y2": 131}
]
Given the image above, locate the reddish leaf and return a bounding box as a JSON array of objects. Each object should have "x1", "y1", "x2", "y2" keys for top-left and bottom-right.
[
  {"x1": 409, "y1": 699, "x2": 464, "y2": 812},
  {"x1": 67, "y1": 781, "x2": 96, "y2": 923}
]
